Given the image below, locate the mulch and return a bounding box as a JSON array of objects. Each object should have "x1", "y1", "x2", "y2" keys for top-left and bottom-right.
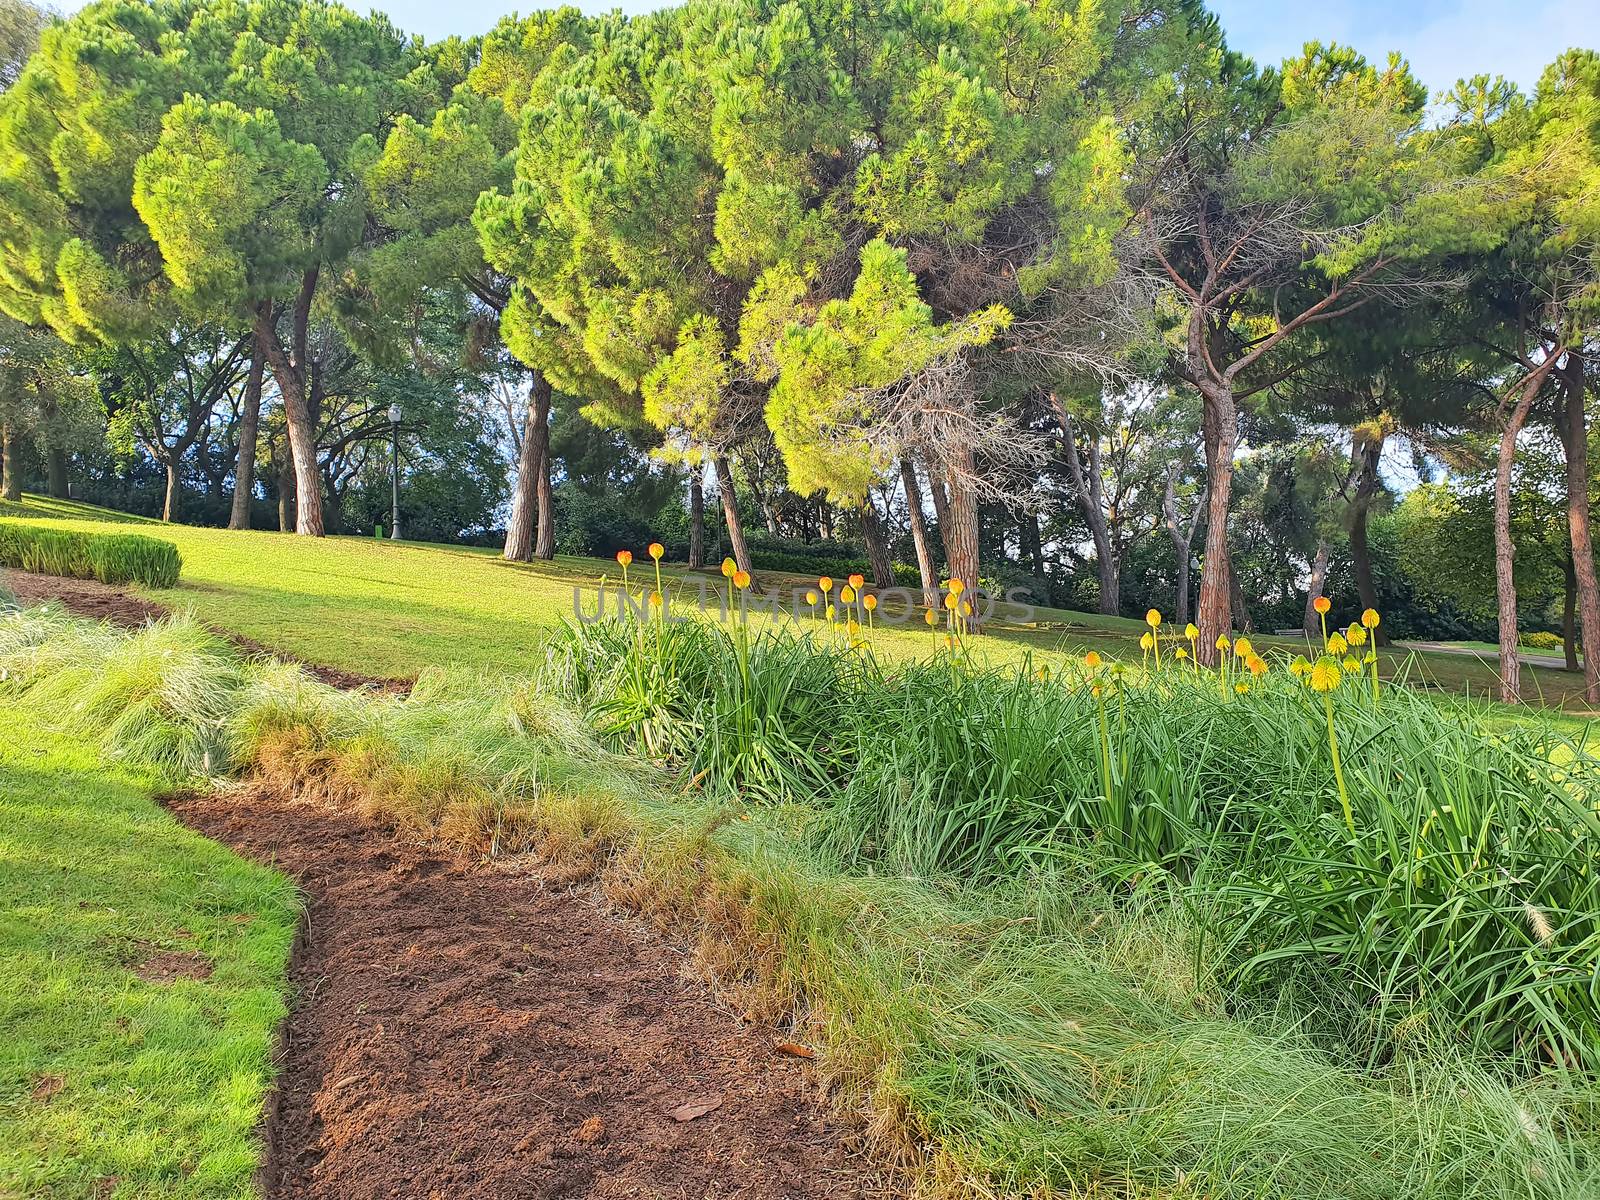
[
  {"x1": 168, "y1": 786, "x2": 881, "y2": 1200},
  {"x1": 2, "y1": 570, "x2": 407, "y2": 693}
]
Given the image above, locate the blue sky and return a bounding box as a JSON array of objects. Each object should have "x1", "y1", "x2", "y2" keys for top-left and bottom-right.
[{"x1": 58, "y1": 0, "x2": 1597, "y2": 93}]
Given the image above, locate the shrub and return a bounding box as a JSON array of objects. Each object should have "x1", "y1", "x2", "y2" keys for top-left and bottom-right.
[
  {"x1": 1521, "y1": 630, "x2": 1564, "y2": 651},
  {"x1": 0, "y1": 523, "x2": 181, "y2": 588}
]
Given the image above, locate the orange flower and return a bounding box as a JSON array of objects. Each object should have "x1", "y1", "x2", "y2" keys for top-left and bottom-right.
[
  {"x1": 947, "y1": 578, "x2": 965, "y2": 595},
  {"x1": 648, "y1": 542, "x2": 664, "y2": 560},
  {"x1": 1313, "y1": 595, "x2": 1331, "y2": 615},
  {"x1": 733, "y1": 569, "x2": 751, "y2": 589},
  {"x1": 616, "y1": 549, "x2": 633, "y2": 566},
  {"x1": 863, "y1": 594, "x2": 878, "y2": 612},
  {"x1": 818, "y1": 575, "x2": 834, "y2": 593},
  {"x1": 848, "y1": 573, "x2": 865, "y2": 590},
  {"x1": 1084, "y1": 651, "x2": 1103, "y2": 669},
  {"x1": 1361, "y1": 608, "x2": 1381, "y2": 629},
  {"x1": 648, "y1": 590, "x2": 663, "y2": 608},
  {"x1": 840, "y1": 585, "x2": 856, "y2": 604},
  {"x1": 924, "y1": 608, "x2": 937, "y2": 627}
]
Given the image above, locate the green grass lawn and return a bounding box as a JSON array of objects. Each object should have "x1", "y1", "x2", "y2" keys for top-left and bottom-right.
[
  {"x1": 0, "y1": 710, "x2": 297, "y2": 1200},
  {"x1": 3, "y1": 493, "x2": 1592, "y2": 712}
]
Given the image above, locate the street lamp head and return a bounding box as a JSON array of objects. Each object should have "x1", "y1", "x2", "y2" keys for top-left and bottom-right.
[{"x1": 389, "y1": 403, "x2": 402, "y2": 425}]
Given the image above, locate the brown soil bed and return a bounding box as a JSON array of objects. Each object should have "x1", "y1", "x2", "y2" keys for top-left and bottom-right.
[
  {"x1": 3, "y1": 570, "x2": 406, "y2": 692},
  {"x1": 169, "y1": 786, "x2": 879, "y2": 1200}
]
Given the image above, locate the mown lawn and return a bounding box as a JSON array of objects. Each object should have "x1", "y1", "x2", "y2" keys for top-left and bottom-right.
[
  {"x1": 3, "y1": 493, "x2": 1593, "y2": 713},
  {"x1": 0, "y1": 710, "x2": 297, "y2": 1200}
]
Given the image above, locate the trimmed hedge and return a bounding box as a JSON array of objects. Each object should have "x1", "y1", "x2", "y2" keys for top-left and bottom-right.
[{"x1": 0, "y1": 524, "x2": 182, "y2": 589}]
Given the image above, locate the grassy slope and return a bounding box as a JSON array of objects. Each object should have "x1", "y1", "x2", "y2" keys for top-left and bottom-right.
[
  {"x1": 2, "y1": 494, "x2": 1593, "y2": 715},
  {"x1": 0, "y1": 710, "x2": 297, "y2": 1200}
]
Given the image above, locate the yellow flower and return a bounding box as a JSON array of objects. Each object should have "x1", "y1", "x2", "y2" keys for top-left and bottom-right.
[
  {"x1": 1289, "y1": 656, "x2": 1310, "y2": 678},
  {"x1": 1185, "y1": 623, "x2": 1198, "y2": 641},
  {"x1": 945, "y1": 594, "x2": 958, "y2": 610},
  {"x1": 1342, "y1": 655, "x2": 1360, "y2": 673},
  {"x1": 722, "y1": 558, "x2": 736, "y2": 578},
  {"x1": 1364, "y1": 651, "x2": 1377, "y2": 664},
  {"x1": 1140, "y1": 631, "x2": 1155, "y2": 651},
  {"x1": 947, "y1": 578, "x2": 965, "y2": 595},
  {"x1": 805, "y1": 590, "x2": 819, "y2": 605},
  {"x1": 1235, "y1": 682, "x2": 1250, "y2": 694},
  {"x1": 863, "y1": 594, "x2": 878, "y2": 612},
  {"x1": 616, "y1": 549, "x2": 633, "y2": 567},
  {"x1": 826, "y1": 604, "x2": 837, "y2": 620},
  {"x1": 1175, "y1": 647, "x2": 1189, "y2": 660},
  {"x1": 1326, "y1": 632, "x2": 1348, "y2": 655},
  {"x1": 1146, "y1": 608, "x2": 1162, "y2": 628},
  {"x1": 847, "y1": 619, "x2": 861, "y2": 636},
  {"x1": 1313, "y1": 595, "x2": 1331, "y2": 615},
  {"x1": 648, "y1": 590, "x2": 662, "y2": 608},
  {"x1": 840, "y1": 585, "x2": 856, "y2": 604},
  {"x1": 733, "y1": 569, "x2": 751, "y2": 589},
  {"x1": 1246, "y1": 654, "x2": 1267, "y2": 677},
  {"x1": 1084, "y1": 651, "x2": 1103, "y2": 669},
  {"x1": 818, "y1": 575, "x2": 833, "y2": 593},
  {"x1": 848, "y1": 573, "x2": 865, "y2": 590},
  {"x1": 924, "y1": 608, "x2": 937, "y2": 627},
  {"x1": 1361, "y1": 608, "x2": 1381, "y2": 629},
  {"x1": 1233, "y1": 637, "x2": 1253, "y2": 658},
  {"x1": 1091, "y1": 682, "x2": 1103, "y2": 697},
  {"x1": 1346, "y1": 624, "x2": 1367, "y2": 647},
  {"x1": 959, "y1": 600, "x2": 972, "y2": 616},
  {"x1": 1309, "y1": 658, "x2": 1342, "y2": 693},
  {"x1": 1216, "y1": 634, "x2": 1231, "y2": 651},
  {"x1": 648, "y1": 542, "x2": 664, "y2": 560}
]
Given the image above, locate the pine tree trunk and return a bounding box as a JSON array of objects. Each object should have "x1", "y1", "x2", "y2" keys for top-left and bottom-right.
[
  {"x1": 1195, "y1": 382, "x2": 1238, "y2": 664},
  {"x1": 688, "y1": 472, "x2": 705, "y2": 568},
  {"x1": 944, "y1": 451, "x2": 981, "y2": 622},
  {"x1": 1, "y1": 423, "x2": 20, "y2": 502},
  {"x1": 1346, "y1": 429, "x2": 1388, "y2": 646},
  {"x1": 1559, "y1": 350, "x2": 1599, "y2": 701},
  {"x1": 714, "y1": 454, "x2": 752, "y2": 573},
  {"x1": 253, "y1": 293, "x2": 323, "y2": 537},
  {"x1": 163, "y1": 460, "x2": 179, "y2": 522},
  {"x1": 1564, "y1": 554, "x2": 1580, "y2": 672},
  {"x1": 531, "y1": 375, "x2": 555, "y2": 561},
  {"x1": 1496, "y1": 366, "x2": 1553, "y2": 703},
  {"x1": 275, "y1": 446, "x2": 295, "y2": 533},
  {"x1": 1303, "y1": 539, "x2": 1330, "y2": 640},
  {"x1": 899, "y1": 458, "x2": 939, "y2": 607},
  {"x1": 860, "y1": 496, "x2": 895, "y2": 588},
  {"x1": 503, "y1": 375, "x2": 539, "y2": 563},
  {"x1": 46, "y1": 448, "x2": 68, "y2": 499},
  {"x1": 228, "y1": 339, "x2": 265, "y2": 530}
]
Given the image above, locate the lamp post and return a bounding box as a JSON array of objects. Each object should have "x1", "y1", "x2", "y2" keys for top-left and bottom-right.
[{"x1": 388, "y1": 402, "x2": 402, "y2": 541}]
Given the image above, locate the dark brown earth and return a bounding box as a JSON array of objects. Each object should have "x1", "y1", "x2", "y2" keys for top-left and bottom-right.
[
  {"x1": 169, "y1": 786, "x2": 880, "y2": 1200},
  {"x1": 3, "y1": 570, "x2": 406, "y2": 692}
]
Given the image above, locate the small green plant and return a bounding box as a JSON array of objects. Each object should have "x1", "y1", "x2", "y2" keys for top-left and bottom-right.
[{"x1": 0, "y1": 523, "x2": 181, "y2": 588}]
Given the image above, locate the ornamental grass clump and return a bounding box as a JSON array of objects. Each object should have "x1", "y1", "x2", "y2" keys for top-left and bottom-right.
[{"x1": 543, "y1": 603, "x2": 1600, "y2": 1073}]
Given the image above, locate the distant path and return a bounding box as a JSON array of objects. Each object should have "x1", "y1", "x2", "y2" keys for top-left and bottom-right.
[
  {"x1": 170, "y1": 785, "x2": 877, "y2": 1200},
  {"x1": 1398, "y1": 640, "x2": 1576, "y2": 672},
  {"x1": 3, "y1": 569, "x2": 408, "y2": 692}
]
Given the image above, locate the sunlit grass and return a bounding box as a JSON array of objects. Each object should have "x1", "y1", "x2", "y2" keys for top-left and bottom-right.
[
  {"x1": 0, "y1": 710, "x2": 297, "y2": 1199},
  {"x1": 3, "y1": 495, "x2": 1594, "y2": 716}
]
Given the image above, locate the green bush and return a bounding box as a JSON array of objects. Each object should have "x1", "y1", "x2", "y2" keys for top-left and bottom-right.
[
  {"x1": 0, "y1": 523, "x2": 181, "y2": 589},
  {"x1": 1521, "y1": 630, "x2": 1564, "y2": 650}
]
